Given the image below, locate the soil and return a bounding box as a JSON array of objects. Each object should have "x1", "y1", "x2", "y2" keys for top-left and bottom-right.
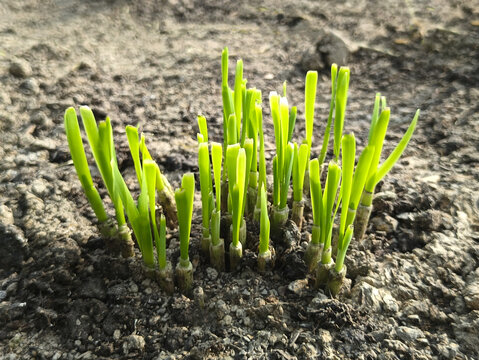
[{"x1": 1, "y1": 0, "x2": 479, "y2": 359}]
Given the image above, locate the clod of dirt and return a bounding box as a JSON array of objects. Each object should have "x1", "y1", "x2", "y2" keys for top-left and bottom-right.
[{"x1": 8, "y1": 58, "x2": 32, "y2": 78}]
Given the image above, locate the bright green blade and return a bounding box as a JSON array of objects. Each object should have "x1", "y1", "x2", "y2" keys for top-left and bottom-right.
[
  {"x1": 80, "y1": 106, "x2": 114, "y2": 196},
  {"x1": 158, "y1": 214, "x2": 167, "y2": 269},
  {"x1": 287, "y1": 106, "x2": 297, "y2": 143},
  {"x1": 333, "y1": 67, "x2": 350, "y2": 161},
  {"x1": 367, "y1": 93, "x2": 381, "y2": 142},
  {"x1": 227, "y1": 114, "x2": 238, "y2": 145},
  {"x1": 339, "y1": 134, "x2": 355, "y2": 238},
  {"x1": 126, "y1": 125, "x2": 142, "y2": 185},
  {"x1": 234, "y1": 59, "x2": 244, "y2": 138},
  {"x1": 259, "y1": 185, "x2": 270, "y2": 254},
  {"x1": 365, "y1": 108, "x2": 390, "y2": 192},
  {"x1": 348, "y1": 145, "x2": 375, "y2": 211},
  {"x1": 211, "y1": 142, "x2": 223, "y2": 211},
  {"x1": 64, "y1": 107, "x2": 108, "y2": 223},
  {"x1": 309, "y1": 158, "x2": 323, "y2": 227},
  {"x1": 305, "y1": 71, "x2": 318, "y2": 150},
  {"x1": 318, "y1": 64, "x2": 338, "y2": 164},
  {"x1": 198, "y1": 115, "x2": 208, "y2": 143},
  {"x1": 280, "y1": 142, "x2": 294, "y2": 209},
  {"x1": 144, "y1": 160, "x2": 160, "y2": 266},
  {"x1": 175, "y1": 173, "x2": 195, "y2": 261},
  {"x1": 198, "y1": 142, "x2": 211, "y2": 229},
  {"x1": 375, "y1": 110, "x2": 419, "y2": 184}
]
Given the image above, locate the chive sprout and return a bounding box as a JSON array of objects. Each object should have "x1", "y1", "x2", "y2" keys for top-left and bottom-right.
[
  {"x1": 315, "y1": 161, "x2": 341, "y2": 286},
  {"x1": 253, "y1": 102, "x2": 267, "y2": 223},
  {"x1": 291, "y1": 142, "x2": 309, "y2": 230},
  {"x1": 127, "y1": 126, "x2": 177, "y2": 228},
  {"x1": 210, "y1": 142, "x2": 225, "y2": 271},
  {"x1": 258, "y1": 185, "x2": 273, "y2": 272},
  {"x1": 270, "y1": 92, "x2": 295, "y2": 235},
  {"x1": 198, "y1": 138, "x2": 212, "y2": 256},
  {"x1": 144, "y1": 160, "x2": 174, "y2": 293},
  {"x1": 64, "y1": 106, "x2": 134, "y2": 257},
  {"x1": 318, "y1": 64, "x2": 338, "y2": 165},
  {"x1": 174, "y1": 173, "x2": 195, "y2": 293},
  {"x1": 229, "y1": 147, "x2": 247, "y2": 270},
  {"x1": 354, "y1": 96, "x2": 419, "y2": 240},
  {"x1": 64, "y1": 107, "x2": 109, "y2": 228},
  {"x1": 333, "y1": 67, "x2": 350, "y2": 162}
]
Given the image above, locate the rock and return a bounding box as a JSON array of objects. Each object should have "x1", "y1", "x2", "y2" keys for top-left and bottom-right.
[
  {"x1": 370, "y1": 214, "x2": 398, "y2": 234},
  {"x1": 9, "y1": 59, "x2": 32, "y2": 78},
  {"x1": 0, "y1": 91, "x2": 11, "y2": 105},
  {"x1": 20, "y1": 78, "x2": 40, "y2": 94},
  {"x1": 206, "y1": 267, "x2": 218, "y2": 281},
  {"x1": 222, "y1": 314, "x2": 233, "y2": 326},
  {"x1": 350, "y1": 282, "x2": 382, "y2": 312},
  {"x1": 0, "y1": 290, "x2": 6, "y2": 302},
  {"x1": 287, "y1": 279, "x2": 308, "y2": 295},
  {"x1": 0, "y1": 224, "x2": 27, "y2": 271},
  {"x1": 464, "y1": 276, "x2": 479, "y2": 310},
  {"x1": 30, "y1": 112, "x2": 53, "y2": 128},
  {"x1": 395, "y1": 326, "x2": 425, "y2": 343},
  {"x1": 0, "y1": 204, "x2": 14, "y2": 225},
  {"x1": 122, "y1": 334, "x2": 145, "y2": 354},
  {"x1": 300, "y1": 29, "x2": 356, "y2": 71},
  {"x1": 31, "y1": 179, "x2": 49, "y2": 198}
]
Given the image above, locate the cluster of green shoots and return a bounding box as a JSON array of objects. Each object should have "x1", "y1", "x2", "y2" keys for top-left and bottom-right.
[
  {"x1": 65, "y1": 108, "x2": 194, "y2": 293},
  {"x1": 65, "y1": 47, "x2": 418, "y2": 296},
  {"x1": 196, "y1": 48, "x2": 419, "y2": 294}
]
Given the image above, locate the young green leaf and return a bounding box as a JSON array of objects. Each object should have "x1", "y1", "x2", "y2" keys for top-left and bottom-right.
[
  {"x1": 335, "y1": 224, "x2": 354, "y2": 272},
  {"x1": 292, "y1": 143, "x2": 309, "y2": 202},
  {"x1": 197, "y1": 115, "x2": 208, "y2": 143},
  {"x1": 318, "y1": 64, "x2": 338, "y2": 165},
  {"x1": 175, "y1": 173, "x2": 195, "y2": 262},
  {"x1": 211, "y1": 142, "x2": 223, "y2": 212},
  {"x1": 144, "y1": 160, "x2": 164, "y2": 268},
  {"x1": 64, "y1": 107, "x2": 108, "y2": 223},
  {"x1": 259, "y1": 185, "x2": 270, "y2": 254},
  {"x1": 333, "y1": 67, "x2": 350, "y2": 161},
  {"x1": 198, "y1": 142, "x2": 211, "y2": 231},
  {"x1": 338, "y1": 134, "x2": 355, "y2": 239},
  {"x1": 305, "y1": 71, "x2": 318, "y2": 151},
  {"x1": 309, "y1": 158, "x2": 323, "y2": 229},
  {"x1": 374, "y1": 109, "x2": 419, "y2": 184},
  {"x1": 234, "y1": 59, "x2": 244, "y2": 139}
]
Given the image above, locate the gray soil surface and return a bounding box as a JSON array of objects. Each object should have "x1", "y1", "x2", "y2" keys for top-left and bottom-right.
[{"x1": 1, "y1": 0, "x2": 479, "y2": 359}]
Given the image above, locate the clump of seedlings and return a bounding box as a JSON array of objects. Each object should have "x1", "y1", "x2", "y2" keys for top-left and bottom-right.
[
  {"x1": 65, "y1": 46, "x2": 419, "y2": 298},
  {"x1": 64, "y1": 107, "x2": 134, "y2": 257}
]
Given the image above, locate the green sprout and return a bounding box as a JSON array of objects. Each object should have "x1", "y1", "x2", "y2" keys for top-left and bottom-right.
[
  {"x1": 246, "y1": 89, "x2": 261, "y2": 216},
  {"x1": 333, "y1": 67, "x2": 350, "y2": 162},
  {"x1": 354, "y1": 95, "x2": 420, "y2": 240},
  {"x1": 253, "y1": 102, "x2": 267, "y2": 223},
  {"x1": 291, "y1": 142, "x2": 309, "y2": 230},
  {"x1": 198, "y1": 137, "x2": 212, "y2": 256},
  {"x1": 327, "y1": 225, "x2": 354, "y2": 296},
  {"x1": 228, "y1": 147, "x2": 247, "y2": 270},
  {"x1": 210, "y1": 142, "x2": 225, "y2": 271},
  {"x1": 318, "y1": 64, "x2": 338, "y2": 165},
  {"x1": 270, "y1": 92, "x2": 295, "y2": 235},
  {"x1": 64, "y1": 107, "x2": 109, "y2": 228},
  {"x1": 305, "y1": 159, "x2": 341, "y2": 277},
  {"x1": 315, "y1": 161, "x2": 341, "y2": 286},
  {"x1": 174, "y1": 173, "x2": 195, "y2": 293},
  {"x1": 64, "y1": 106, "x2": 134, "y2": 257},
  {"x1": 126, "y1": 126, "x2": 177, "y2": 228},
  {"x1": 258, "y1": 184, "x2": 273, "y2": 272}
]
